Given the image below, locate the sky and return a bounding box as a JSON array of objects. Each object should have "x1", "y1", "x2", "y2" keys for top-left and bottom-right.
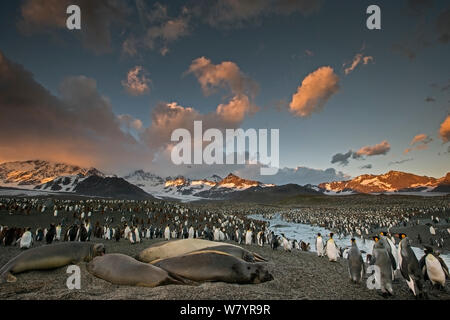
[{"x1": 0, "y1": 0, "x2": 449, "y2": 185}]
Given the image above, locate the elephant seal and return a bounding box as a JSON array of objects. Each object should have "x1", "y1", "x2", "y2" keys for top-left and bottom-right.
[
  {"x1": 152, "y1": 250, "x2": 274, "y2": 284},
  {"x1": 136, "y1": 239, "x2": 267, "y2": 263},
  {"x1": 87, "y1": 253, "x2": 185, "y2": 287},
  {"x1": 0, "y1": 242, "x2": 105, "y2": 283}
]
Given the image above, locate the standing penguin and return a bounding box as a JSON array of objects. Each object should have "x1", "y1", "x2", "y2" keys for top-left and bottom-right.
[
  {"x1": 316, "y1": 233, "x2": 325, "y2": 257},
  {"x1": 347, "y1": 238, "x2": 365, "y2": 284},
  {"x1": 45, "y1": 224, "x2": 56, "y2": 244},
  {"x1": 326, "y1": 233, "x2": 339, "y2": 262},
  {"x1": 419, "y1": 246, "x2": 449, "y2": 290},
  {"x1": 19, "y1": 227, "x2": 33, "y2": 249},
  {"x1": 371, "y1": 237, "x2": 394, "y2": 296},
  {"x1": 164, "y1": 225, "x2": 171, "y2": 241},
  {"x1": 397, "y1": 233, "x2": 425, "y2": 298},
  {"x1": 245, "y1": 229, "x2": 253, "y2": 245}
]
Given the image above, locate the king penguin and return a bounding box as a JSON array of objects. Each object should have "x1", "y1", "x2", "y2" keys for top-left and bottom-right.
[
  {"x1": 348, "y1": 238, "x2": 365, "y2": 283},
  {"x1": 326, "y1": 233, "x2": 339, "y2": 262},
  {"x1": 371, "y1": 237, "x2": 394, "y2": 296},
  {"x1": 419, "y1": 246, "x2": 449, "y2": 290},
  {"x1": 316, "y1": 233, "x2": 325, "y2": 257},
  {"x1": 397, "y1": 233, "x2": 425, "y2": 298}
]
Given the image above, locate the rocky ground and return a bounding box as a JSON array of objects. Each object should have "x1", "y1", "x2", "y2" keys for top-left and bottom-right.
[{"x1": 0, "y1": 237, "x2": 449, "y2": 300}]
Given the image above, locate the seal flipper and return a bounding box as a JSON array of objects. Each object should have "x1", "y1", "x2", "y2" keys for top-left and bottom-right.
[
  {"x1": 253, "y1": 253, "x2": 268, "y2": 262},
  {"x1": 166, "y1": 271, "x2": 198, "y2": 286}
]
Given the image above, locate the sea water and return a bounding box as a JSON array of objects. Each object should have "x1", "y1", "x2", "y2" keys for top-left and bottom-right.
[{"x1": 249, "y1": 213, "x2": 450, "y2": 267}]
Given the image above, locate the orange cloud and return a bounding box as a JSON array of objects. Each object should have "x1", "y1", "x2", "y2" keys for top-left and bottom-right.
[
  {"x1": 216, "y1": 94, "x2": 258, "y2": 123},
  {"x1": 121, "y1": 66, "x2": 151, "y2": 96},
  {"x1": 354, "y1": 140, "x2": 391, "y2": 157},
  {"x1": 289, "y1": 66, "x2": 339, "y2": 117},
  {"x1": 344, "y1": 53, "x2": 374, "y2": 75},
  {"x1": 439, "y1": 115, "x2": 450, "y2": 143},
  {"x1": 187, "y1": 56, "x2": 258, "y2": 97}
]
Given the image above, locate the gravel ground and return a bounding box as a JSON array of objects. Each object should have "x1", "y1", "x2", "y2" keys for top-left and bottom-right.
[
  {"x1": 1, "y1": 238, "x2": 449, "y2": 300},
  {"x1": 1, "y1": 208, "x2": 449, "y2": 300}
]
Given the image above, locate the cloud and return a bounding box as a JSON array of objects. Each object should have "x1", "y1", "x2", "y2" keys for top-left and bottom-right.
[
  {"x1": 410, "y1": 133, "x2": 432, "y2": 145},
  {"x1": 389, "y1": 158, "x2": 414, "y2": 166},
  {"x1": 0, "y1": 51, "x2": 151, "y2": 172},
  {"x1": 354, "y1": 140, "x2": 391, "y2": 157},
  {"x1": 343, "y1": 53, "x2": 374, "y2": 75},
  {"x1": 439, "y1": 115, "x2": 450, "y2": 143},
  {"x1": 233, "y1": 165, "x2": 349, "y2": 186},
  {"x1": 186, "y1": 56, "x2": 258, "y2": 97},
  {"x1": 117, "y1": 114, "x2": 144, "y2": 132},
  {"x1": 201, "y1": 0, "x2": 322, "y2": 27},
  {"x1": 121, "y1": 66, "x2": 151, "y2": 96},
  {"x1": 359, "y1": 164, "x2": 373, "y2": 169},
  {"x1": 425, "y1": 96, "x2": 436, "y2": 102},
  {"x1": 331, "y1": 150, "x2": 353, "y2": 166},
  {"x1": 122, "y1": 2, "x2": 191, "y2": 56},
  {"x1": 331, "y1": 141, "x2": 391, "y2": 166},
  {"x1": 436, "y1": 8, "x2": 450, "y2": 43},
  {"x1": 216, "y1": 94, "x2": 258, "y2": 123},
  {"x1": 18, "y1": 0, "x2": 130, "y2": 55},
  {"x1": 393, "y1": 2, "x2": 448, "y2": 60},
  {"x1": 289, "y1": 66, "x2": 339, "y2": 117}
]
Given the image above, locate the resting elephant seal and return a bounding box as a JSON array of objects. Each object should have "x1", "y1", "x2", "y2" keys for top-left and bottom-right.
[
  {"x1": 0, "y1": 242, "x2": 105, "y2": 283},
  {"x1": 152, "y1": 250, "x2": 274, "y2": 284},
  {"x1": 87, "y1": 253, "x2": 185, "y2": 287},
  {"x1": 136, "y1": 239, "x2": 267, "y2": 263}
]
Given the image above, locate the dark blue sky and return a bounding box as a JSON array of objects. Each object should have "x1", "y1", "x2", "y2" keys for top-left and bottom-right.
[{"x1": 0, "y1": 0, "x2": 449, "y2": 181}]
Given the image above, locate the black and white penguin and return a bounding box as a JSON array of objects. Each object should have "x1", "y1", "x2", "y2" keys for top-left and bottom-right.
[
  {"x1": 315, "y1": 233, "x2": 325, "y2": 257},
  {"x1": 419, "y1": 246, "x2": 449, "y2": 290},
  {"x1": 348, "y1": 238, "x2": 365, "y2": 284},
  {"x1": 326, "y1": 233, "x2": 339, "y2": 262},
  {"x1": 397, "y1": 233, "x2": 425, "y2": 298},
  {"x1": 45, "y1": 224, "x2": 56, "y2": 244}
]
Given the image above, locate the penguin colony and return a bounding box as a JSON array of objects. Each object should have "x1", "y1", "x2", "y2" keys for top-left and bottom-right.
[{"x1": 0, "y1": 196, "x2": 449, "y2": 298}]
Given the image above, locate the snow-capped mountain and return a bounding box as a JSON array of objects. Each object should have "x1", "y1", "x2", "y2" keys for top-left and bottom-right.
[
  {"x1": 0, "y1": 160, "x2": 103, "y2": 189},
  {"x1": 122, "y1": 171, "x2": 275, "y2": 201},
  {"x1": 318, "y1": 171, "x2": 450, "y2": 194}
]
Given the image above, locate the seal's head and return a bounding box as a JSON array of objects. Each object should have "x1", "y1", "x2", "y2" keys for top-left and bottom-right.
[
  {"x1": 247, "y1": 264, "x2": 274, "y2": 284},
  {"x1": 92, "y1": 243, "x2": 106, "y2": 257}
]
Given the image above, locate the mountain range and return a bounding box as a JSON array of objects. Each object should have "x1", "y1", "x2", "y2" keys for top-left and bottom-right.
[{"x1": 0, "y1": 160, "x2": 448, "y2": 201}]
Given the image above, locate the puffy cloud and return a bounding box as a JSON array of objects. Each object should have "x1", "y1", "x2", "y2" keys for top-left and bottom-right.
[
  {"x1": 187, "y1": 57, "x2": 258, "y2": 97},
  {"x1": 289, "y1": 66, "x2": 339, "y2": 117},
  {"x1": 233, "y1": 165, "x2": 349, "y2": 186},
  {"x1": 439, "y1": 115, "x2": 450, "y2": 143},
  {"x1": 359, "y1": 164, "x2": 373, "y2": 169},
  {"x1": 0, "y1": 51, "x2": 151, "y2": 172},
  {"x1": 18, "y1": 0, "x2": 130, "y2": 55},
  {"x1": 354, "y1": 140, "x2": 391, "y2": 157},
  {"x1": 121, "y1": 66, "x2": 151, "y2": 96},
  {"x1": 331, "y1": 150, "x2": 353, "y2": 166},
  {"x1": 216, "y1": 94, "x2": 258, "y2": 123},
  {"x1": 331, "y1": 141, "x2": 391, "y2": 166},
  {"x1": 343, "y1": 53, "x2": 374, "y2": 75}
]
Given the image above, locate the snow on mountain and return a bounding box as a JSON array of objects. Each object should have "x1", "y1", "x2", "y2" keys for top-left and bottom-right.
[
  {"x1": 319, "y1": 170, "x2": 449, "y2": 194},
  {"x1": 0, "y1": 160, "x2": 104, "y2": 189}
]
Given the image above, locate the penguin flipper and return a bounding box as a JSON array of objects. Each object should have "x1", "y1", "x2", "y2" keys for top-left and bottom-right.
[
  {"x1": 436, "y1": 256, "x2": 449, "y2": 278},
  {"x1": 388, "y1": 251, "x2": 397, "y2": 270},
  {"x1": 400, "y1": 258, "x2": 409, "y2": 280}
]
